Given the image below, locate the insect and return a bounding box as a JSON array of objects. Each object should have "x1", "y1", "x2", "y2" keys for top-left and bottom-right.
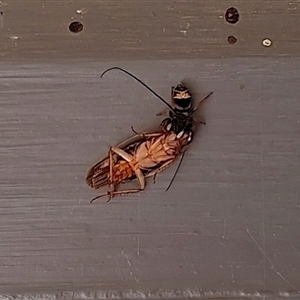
[{"x1": 86, "y1": 67, "x2": 213, "y2": 203}]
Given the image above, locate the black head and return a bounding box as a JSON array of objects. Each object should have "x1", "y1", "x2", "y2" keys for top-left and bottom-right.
[{"x1": 171, "y1": 82, "x2": 193, "y2": 113}]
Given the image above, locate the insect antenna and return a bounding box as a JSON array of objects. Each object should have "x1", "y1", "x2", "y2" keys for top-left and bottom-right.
[
  {"x1": 165, "y1": 152, "x2": 185, "y2": 192},
  {"x1": 192, "y1": 91, "x2": 213, "y2": 114},
  {"x1": 100, "y1": 67, "x2": 175, "y2": 112}
]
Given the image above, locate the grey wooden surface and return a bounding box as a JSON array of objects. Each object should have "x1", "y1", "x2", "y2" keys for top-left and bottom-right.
[
  {"x1": 1, "y1": 0, "x2": 300, "y2": 299},
  {"x1": 1, "y1": 59, "x2": 300, "y2": 297}
]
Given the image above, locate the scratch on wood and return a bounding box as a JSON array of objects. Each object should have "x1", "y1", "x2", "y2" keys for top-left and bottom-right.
[
  {"x1": 290, "y1": 244, "x2": 300, "y2": 256},
  {"x1": 246, "y1": 229, "x2": 296, "y2": 289},
  {"x1": 222, "y1": 218, "x2": 227, "y2": 239},
  {"x1": 121, "y1": 250, "x2": 132, "y2": 267},
  {"x1": 228, "y1": 252, "x2": 235, "y2": 284},
  {"x1": 259, "y1": 80, "x2": 266, "y2": 289}
]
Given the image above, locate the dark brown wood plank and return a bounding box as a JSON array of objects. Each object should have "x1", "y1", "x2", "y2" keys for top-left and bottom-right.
[{"x1": 0, "y1": 1, "x2": 299, "y2": 61}]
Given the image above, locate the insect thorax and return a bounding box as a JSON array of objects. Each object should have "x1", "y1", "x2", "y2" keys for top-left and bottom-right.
[{"x1": 160, "y1": 111, "x2": 193, "y2": 136}]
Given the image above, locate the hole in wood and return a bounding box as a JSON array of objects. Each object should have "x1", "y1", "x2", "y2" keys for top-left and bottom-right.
[
  {"x1": 225, "y1": 7, "x2": 239, "y2": 24},
  {"x1": 227, "y1": 35, "x2": 237, "y2": 44},
  {"x1": 69, "y1": 21, "x2": 84, "y2": 33},
  {"x1": 262, "y1": 38, "x2": 272, "y2": 47}
]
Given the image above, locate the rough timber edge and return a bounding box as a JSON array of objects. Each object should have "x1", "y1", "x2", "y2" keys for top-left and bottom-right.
[{"x1": 0, "y1": 289, "x2": 299, "y2": 300}]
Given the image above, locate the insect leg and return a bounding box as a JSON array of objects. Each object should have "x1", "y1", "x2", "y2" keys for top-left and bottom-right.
[
  {"x1": 90, "y1": 193, "x2": 109, "y2": 203},
  {"x1": 96, "y1": 168, "x2": 146, "y2": 200},
  {"x1": 148, "y1": 150, "x2": 187, "y2": 191},
  {"x1": 110, "y1": 146, "x2": 133, "y2": 162},
  {"x1": 146, "y1": 158, "x2": 175, "y2": 183},
  {"x1": 103, "y1": 188, "x2": 142, "y2": 198},
  {"x1": 89, "y1": 147, "x2": 119, "y2": 203},
  {"x1": 193, "y1": 117, "x2": 206, "y2": 125},
  {"x1": 156, "y1": 109, "x2": 169, "y2": 117},
  {"x1": 111, "y1": 167, "x2": 145, "y2": 196},
  {"x1": 116, "y1": 131, "x2": 163, "y2": 149},
  {"x1": 131, "y1": 126, "x2": 163, "y2": 138},
  {"x1": 108, "y1": 147, "x2": 115, "y2": 201},
  {"x1": 90, "y1": 148, "x2": 147, "y2": 202}
]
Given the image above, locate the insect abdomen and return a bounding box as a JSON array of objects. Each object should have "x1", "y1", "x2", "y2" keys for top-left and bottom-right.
[{"x1": 112, "y1": 161, "x2": 135, "y2": 184}]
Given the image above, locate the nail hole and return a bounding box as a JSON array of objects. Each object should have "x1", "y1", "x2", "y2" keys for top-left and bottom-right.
[
  {"x1": 227, "y1": 35, "x2": 237, "y2": 44},
  {"x1": 262, "y1": 38, "x2": 272, "y2": 47},
  {"x1": 69, "y1": 21, "x2": 84, "y2": 33},
  {"x1": 225, "y1": 7, "x2": 239, "y2": 24}
]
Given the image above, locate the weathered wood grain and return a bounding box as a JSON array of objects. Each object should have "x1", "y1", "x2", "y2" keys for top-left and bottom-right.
[
  {"x1": 1, "y1": 0, "x2": 300, "y2": 298},
  {"x1": 1, "y1": 58, "x2": 300, "y2": 296},
  {"x1": 0, "y1": 1, "x2": 300, "y2": 60}
]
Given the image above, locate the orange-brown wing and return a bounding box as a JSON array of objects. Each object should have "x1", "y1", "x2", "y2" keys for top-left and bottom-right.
[
  {"x1": 86, "y1": 155, "x2": 112, "y2": 189},
  {"x1": 86, "y1": 136, "x2": 146, "y2": 189},
  {"x1": 86, "y1": 132, "x2": 168, "y2": 190}
]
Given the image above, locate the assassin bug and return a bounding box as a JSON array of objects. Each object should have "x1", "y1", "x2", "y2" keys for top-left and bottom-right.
[{"x1": 86, "y1": 67, "x2": 213, "y2": 202}]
